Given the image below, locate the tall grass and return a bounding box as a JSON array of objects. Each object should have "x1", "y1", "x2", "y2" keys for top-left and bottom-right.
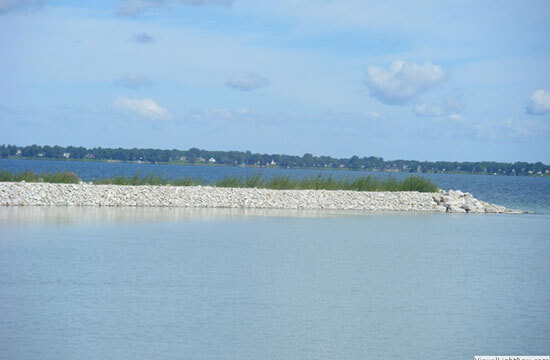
[
  {"x1": 214, "y1": 174, "x2": 439, "y2": 192},
  {"x1": 0, "y1": 170, "x2": 439, "y2": 192},
  {"x1": 93, "y1": 172, "x2": 205, "y2": 186},
  {"x1": 0, "y1": 170, "x2": 80, "y2": 184}
]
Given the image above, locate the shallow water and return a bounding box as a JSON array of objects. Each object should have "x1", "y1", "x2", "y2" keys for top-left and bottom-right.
[{"x1": 1, "y1": 207, "x2": 549, "y2": 359}]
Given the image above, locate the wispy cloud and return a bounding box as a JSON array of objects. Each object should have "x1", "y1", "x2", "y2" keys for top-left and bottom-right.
[
  {"x1": 434, "y1": 114, "x2": 549, "y2": 141},
  {"x1": 115, "y1": 74, "x2": 154, "y2": 89},
  {"x1": 133, "y1": 32, "x2": 155, "y2": 44},
  {"x1": 447, "y1": 113, "x2": 465, "y2": 122},
  {"x1": 364, "y1": 60, "x2": 446, "y2": 105},
  {"x1": 226, "y1": 72, "x2": 270, "y2": 91},
  {"x1": 0, "y1": 0, "x2": 44, "y2": 14},
  {"x1": 113, "y1": 97, "x2": 171, "y2": 119},
  {"x1": 415, "y1": 95, "x2": 464, "y2": 118},
  {"x1": 472, "y1": 118, "x2": 535, "y2": 140},
  {"x1": 414, "y1": 104, "x2": 445, "y2": 117},
  {"x1": 526, "y1": 89, "x2": 550, "y2": 115},
  {"x1": 364, "y1": 111, "x2": 382, "y2": 120},
  {"x1": 116, "y1": 0, "x2": 234, "y2": 17}
]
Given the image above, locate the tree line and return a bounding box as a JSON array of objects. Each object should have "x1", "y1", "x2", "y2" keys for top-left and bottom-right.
[{"x1": 1, "y1": 144, "x2": 548, "y2": 176}]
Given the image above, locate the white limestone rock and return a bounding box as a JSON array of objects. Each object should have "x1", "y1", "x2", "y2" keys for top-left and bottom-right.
[{"x1": 0, "y1": 182, "x2": 527, "y2": 214}]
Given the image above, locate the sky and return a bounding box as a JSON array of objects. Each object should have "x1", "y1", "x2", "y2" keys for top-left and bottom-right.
[{"x1": 0, "y1": 0, "x2": 549, "y2": 162}]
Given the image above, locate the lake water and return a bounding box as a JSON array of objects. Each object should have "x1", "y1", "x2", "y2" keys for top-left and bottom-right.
[{"x1": 0, "y1": 160, "x2": 549, "y2": 359}]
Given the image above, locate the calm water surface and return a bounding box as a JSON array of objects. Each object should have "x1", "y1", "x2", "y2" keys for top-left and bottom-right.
[{"x1": 0, "y1": 208, "x2": 549, "y2": 360}]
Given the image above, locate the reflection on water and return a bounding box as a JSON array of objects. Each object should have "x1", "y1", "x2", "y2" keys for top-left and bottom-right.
[{"x1": 0, "y1": 206, "x2": 390, "y2": 226}]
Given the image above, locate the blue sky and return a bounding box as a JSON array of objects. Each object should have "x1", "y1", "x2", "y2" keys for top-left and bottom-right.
[{"x1": 0, "y1": 0, "x2": 549, "y2": 162}]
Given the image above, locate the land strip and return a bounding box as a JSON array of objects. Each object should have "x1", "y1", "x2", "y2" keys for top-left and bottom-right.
[{"x1": 0, "y1": 182, "x2": 524, "y2": 214}]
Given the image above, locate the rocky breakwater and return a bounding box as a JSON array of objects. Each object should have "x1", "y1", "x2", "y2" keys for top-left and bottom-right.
[
  {"x1": 433, "y1": 189, "x2": 525, "y2": 214},
  {"x1": 0, "y1": 182, "x2": 526, "y2": 214}
]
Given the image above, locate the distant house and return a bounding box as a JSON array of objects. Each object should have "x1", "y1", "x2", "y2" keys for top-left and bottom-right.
[
  {"x1": 197, "y1": 157, "x2": 205, "y2": 162},
  {"x1": 15, "y1": 150, "x2": 21, "y2": 156},
  {"x1": 85, "y1": 153, "x2": 95, "y2": 159},
  {"x1": 62, "y1": 152, "x2": 70, "y2": 159},
  {"x1": 270, "y1": 160, "x2": 276, "y2": 166},
  {"x1": 208, "y1": 157, "x2": 216, "y2": 163},
  {"x1": 37, "y1": 153, "x2": 44, "y2": 157},
  {"x1": 179, "y1": 156, "x2": 187, "y2": 161}
]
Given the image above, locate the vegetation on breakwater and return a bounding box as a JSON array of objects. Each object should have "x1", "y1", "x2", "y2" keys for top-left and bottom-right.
[
  {"x1": 0, "y1": 170, "x2": 439, "y2": 192},
  {"x1": 0, "y1": 170, "x2": 80, "y2": 184},
  {"x1": 1, "y1": 144, "x2": 548, "y2": 176}
]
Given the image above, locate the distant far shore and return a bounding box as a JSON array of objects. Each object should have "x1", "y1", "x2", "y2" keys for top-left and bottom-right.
[
  {"x1": 1, "y1": 144, "x2": 548, "y2": 177},
  {"x1": 2, "y1": 156, "x2": 548, "y2": 177}
]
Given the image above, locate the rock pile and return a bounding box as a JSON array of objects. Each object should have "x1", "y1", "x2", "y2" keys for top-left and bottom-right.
[
  {"x1": 433, "y1": 189, "x2": 522, "y2": 213},
  {"x1": 0, "y1": 182, "x2": 525, "y2": 214}
]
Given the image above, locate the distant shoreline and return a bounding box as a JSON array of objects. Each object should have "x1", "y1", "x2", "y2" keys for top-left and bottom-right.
[
  {"x1": 2, "y1": 157, "x2": 548, "y2": 177},
  {"x1": 2, "y1": 144, "x2": 548, "y2": 177}
]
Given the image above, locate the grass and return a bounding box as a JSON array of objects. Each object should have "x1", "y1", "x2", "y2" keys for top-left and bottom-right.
[
  {"x1": 93, "y1": 172, "x2": 205, "y2": 186},
  {"x1": 1, "y1": 170, "x2": 439, "y2": 192},
  {"x1": 210, "y1": 174, "x2": 439, "y2": 192},
  {"x1": 0, "y1": 170, "x2": 80, "y2": 184}
]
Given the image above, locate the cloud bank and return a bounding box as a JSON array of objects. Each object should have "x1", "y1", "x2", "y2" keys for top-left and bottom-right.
[
  {"x1": 115, "y1": 74, "x2": 154, "y2": 89},
  {"x1": 526, "y1": 89, "x2": 550, "y2": 115},
  {"x1": 226, "y1": 73, "x2": 270, "y2": 91},
  {"x1": 0, "y1": 0, "x2": 44, "y2": 14},
  {"x1": 364, "y1": 60, "x2": 446, "y2": 105},
  {"x1": 116, "y1": 0, "x2": 233, "y2": 17},
  {"x1": 113, "y1": 97, "x2": 170, "y2": 119}
]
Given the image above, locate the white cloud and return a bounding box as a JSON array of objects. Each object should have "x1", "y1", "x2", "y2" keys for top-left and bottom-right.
[
  {"x1": 133, "y1": 32, "x2": 155, "y2": 44},
  {"x1": 201, "y1": 107, "x2": 255, "y2": 119},
  {"x1": 115, "y1": 74, "x2": 154, "y2": 89},
  {"x1": 414, "y1": 104, "x2": 445, "y2": 117},
  {"x1": 415, "y1": 93, "x2": 464, "y2": 118},
  {"x1": 116, "y1": 0, "x2": 233, "y2": 16},
  {"x1": 113, "y1": 97, "x2": 171, "y2": 119},
  {"x1": 226, "y1": 72, "x2": 270, "y2": 91},
  {"x1": 429, "y1": 115, "x2": 549, "y2": 141},
  {"x1": 0, "y1": 0, "x2": 44, "y2": 14},
  {"x1": 526, "y1": 89, "x2": 550, "y2": 115},
  {"x1": 447, "y1": 113, "x2": 465, "y2": 122},
  {"x1": 365, "y1": 111, "x2": 382, "y2": 119},
  {"x1": 364, "y1": 60, "x2": 446, "y2": 105},
  {"x1": 472, "y1": 118, "x2": 535, "y2": 140}
]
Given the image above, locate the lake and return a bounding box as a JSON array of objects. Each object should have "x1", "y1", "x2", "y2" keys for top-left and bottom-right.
[{"x1": 0, "y1": 160, "x2": 549, "y2": 359}]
